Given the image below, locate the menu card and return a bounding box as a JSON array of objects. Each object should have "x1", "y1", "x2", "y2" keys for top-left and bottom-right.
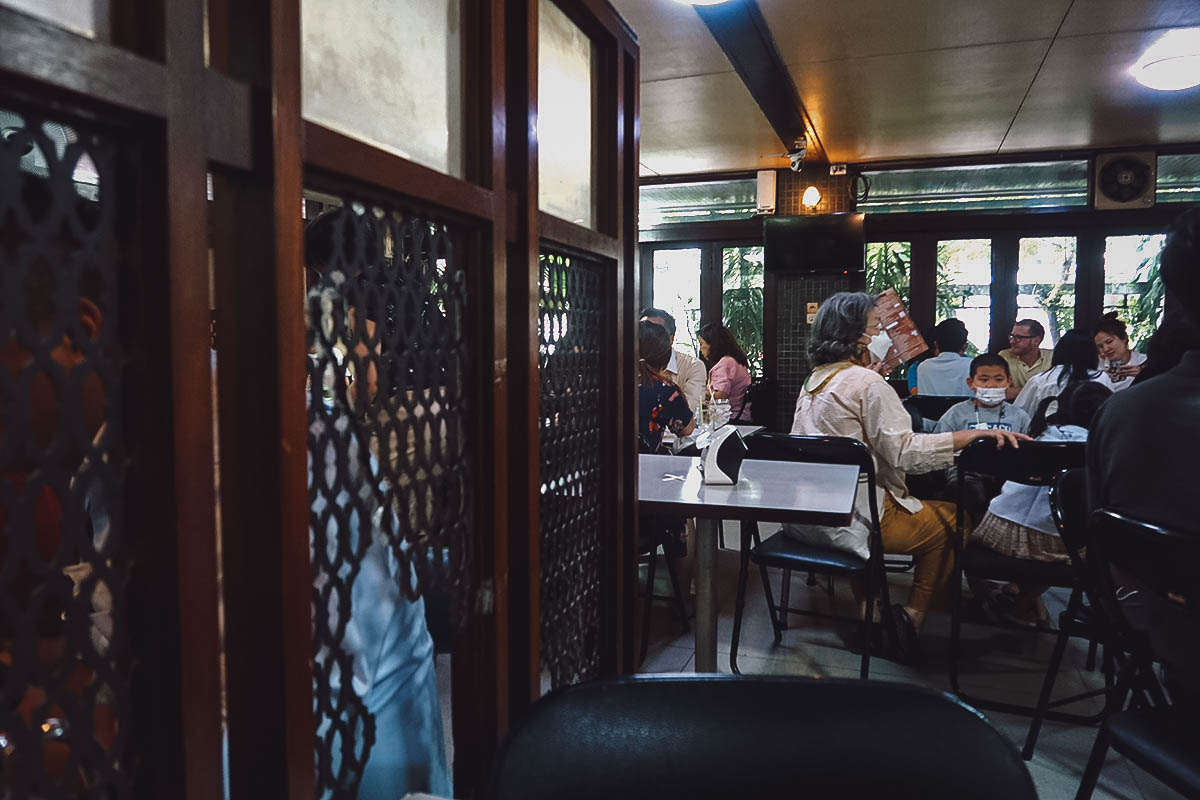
[{"x1": 874, "y1": 288, "x2": 927, "y2": 374}]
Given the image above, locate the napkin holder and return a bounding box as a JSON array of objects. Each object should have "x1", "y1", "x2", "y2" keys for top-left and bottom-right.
[{"x1": 699, "y1": 426, "x2": 748, "y2": 485}]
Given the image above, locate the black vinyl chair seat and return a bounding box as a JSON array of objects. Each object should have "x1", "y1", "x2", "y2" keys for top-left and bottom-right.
[
  {"x1": 960, "y1": 542, "x2": 1075, "y2": 586},
  {"x1": 751, "y1": 531, "x2": 867, "y2": 575},
  {"x1": 488, "y1": 675, "x2": 1038, "y2": 800},
  {"x1": 1104, "y1": 706, "x2": 1200, "y2": 798}
]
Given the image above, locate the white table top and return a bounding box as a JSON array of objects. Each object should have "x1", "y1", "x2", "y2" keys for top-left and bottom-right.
[{"x1": 637, "y1": 453, "x2": 859, "y2": 526}]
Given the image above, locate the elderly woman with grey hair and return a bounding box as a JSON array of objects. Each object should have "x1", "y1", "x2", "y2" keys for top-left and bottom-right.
[{"x1": 786, "y1": 292, "x2": 1028, "y2": 661}]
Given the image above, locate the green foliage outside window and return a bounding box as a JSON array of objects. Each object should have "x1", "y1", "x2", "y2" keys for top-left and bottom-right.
[{"x1": 721, "y1": 247, "x2": 764, "y2": 376}]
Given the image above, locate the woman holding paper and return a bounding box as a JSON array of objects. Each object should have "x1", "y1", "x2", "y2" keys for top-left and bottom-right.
[{"x1": 786, "y1": 292, "x2": 1029, "y2": 663}]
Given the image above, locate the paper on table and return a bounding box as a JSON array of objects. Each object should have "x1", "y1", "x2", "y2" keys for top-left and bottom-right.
[{"x1": 874, "y1": 288, "x2": 927, "y2": 374}]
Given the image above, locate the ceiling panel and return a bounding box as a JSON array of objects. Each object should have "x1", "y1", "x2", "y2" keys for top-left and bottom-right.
[
  {"x1": 788, "y1": 41, "x2": 1048, "y2": 162},
  {"x1": 761, "y1": 0, "x2": 1069, "y2": 64},
  {"x1": 1002, "y1": 28, "x2": 1200, "y2": 152},
  {"x1": 1060, "y1": 0, "x2": 1200, "y2": 37},
  {"x1": 639, "y1": 72, "x2": 783, "y2": 176},
  {"x1": 607, "y1": 0, "x2": 732, "y2": 83}
]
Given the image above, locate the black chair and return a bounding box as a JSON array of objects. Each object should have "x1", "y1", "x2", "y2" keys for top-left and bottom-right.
[
  {"x1": 949, "y1": 439, "x2": 1087, "y2": 716},
  {"x1": 1021, "y1": 469, "x2": 1118, "y2": 759},
  {"x1": 1076, "y1": 509, "x2": 1199, "y2": 800},
  {"x1": 902, "y1": 394, "x2": 965, "y2": 432},
  {"x1": 730, "y1": 434, "x2": 893, "y2": 679},
  {"x1": 487, "y1": 675, "x2": 1039, "y2": 800}
]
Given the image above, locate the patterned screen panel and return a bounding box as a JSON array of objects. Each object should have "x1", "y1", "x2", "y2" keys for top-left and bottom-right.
[
  {"x1": 0, "y1": 106, "x2": 131, "y2": 796},
  {"x1": 305, "y1": 197, "x2": 472, "y2": 797},
  {"x1": 538, "y1": 249, "x2": 606, "y2": 689}
]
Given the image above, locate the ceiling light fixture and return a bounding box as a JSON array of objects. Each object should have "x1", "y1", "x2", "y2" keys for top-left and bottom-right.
[
  {"x1": 1129, "y1": 28, "x2": 1200, "y2": 91},
  {"x1": 802, "y1": 186, "x2": 821, "y2": 208}
]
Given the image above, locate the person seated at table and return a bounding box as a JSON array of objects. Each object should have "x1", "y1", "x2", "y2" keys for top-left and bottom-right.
[
  {"x1": 971, "y1": 380, "x2": 1112, "y2": 627},
  {"x1": 934, "y1": 354, "x2": 1032, "y2": 435},
  {"x1": 915, "y1": 318, "x2": 972, "y2": 397},
  {"x1": 640, "y1": 307, "x2": 706, "y2": 412},
  {"x1": 638, "y1": 320, "x2": 697, "y2": 451},
  {"x1": 787, "y1": 292, "x2": 1027, "y2": 662},
  {"x1": 1013, "y1": 329, "x2": 1111, "y2": 419},
  {"x1": 999, "y1": 319, "x2": 1053, "y2": 401},
  {"x1": 698, "y1": 322, "x2": 753, "y2": 421},
  {"x1": 905, "y1": 326, "x2": 936, "y2": 396},
  {"x1": 1093, "y1": 311, "x2": 1146, "y2": 390}
]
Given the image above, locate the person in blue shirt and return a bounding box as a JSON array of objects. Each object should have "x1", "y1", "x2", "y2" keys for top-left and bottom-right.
[
  {"x1": 915, "y1": 318, "x2": 972, "y2": 397},
  {"x1": 934, "y1": 355, "x2": 1032, "y2": 435}
]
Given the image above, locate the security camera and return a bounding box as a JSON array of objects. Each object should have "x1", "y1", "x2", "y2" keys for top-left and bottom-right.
[{"x1": 787, "y1": 136, "x2": 807, "y2": 173}]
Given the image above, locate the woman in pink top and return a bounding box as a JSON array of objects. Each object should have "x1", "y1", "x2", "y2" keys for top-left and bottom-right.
[{"x1": 698, "y1": 322, "x2": 753, "y2": 420}]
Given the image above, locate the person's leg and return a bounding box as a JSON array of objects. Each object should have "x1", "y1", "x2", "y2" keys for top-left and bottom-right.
[{"x1": 880, "y1": 498, "x2": 965, "y2": 629}]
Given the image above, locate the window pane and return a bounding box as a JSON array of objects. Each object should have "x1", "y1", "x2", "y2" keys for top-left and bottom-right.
[
  {"x1": 652, "y1": 249, "x2": 702, "y2": 358},
  {"x1": 1018, "y1": 237, "x2": 1077, "y2": 345},
  {"x1": 859, "y1": 161, "x2": 1088, "y2": 214},
  {"x1": 640, "y1": 179, "x2": 757, "y2": 228},
  {"x1": 1104, "y1": 234, "x2": 1167, "y2": 350},
  {"x1": 1, "y1": 0, "x2": 109, "y2": 40},
  {"x1": 538, "y1": 0, "x2": 594, "y2": 227},
  {"x1": 866, "y1": 242, "x2": 911, "y2": 309},
  {"x1": 721, "y1": 246, "x2": 764, "y2": 375},
  {"x1": 301, "y1": 0, "x2": 464, "y2": 177},
  {"x1": 936, "y1": 239, "x2": 991, "y2": 355},
  {"x1": 1157, "y1": 154, "x2": 1200, "y2": 205}
]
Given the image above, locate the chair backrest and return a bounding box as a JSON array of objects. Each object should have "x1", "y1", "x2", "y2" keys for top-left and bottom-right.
[
  {"x1": 1089, "y1": 509, "x2": 1200, "y2": 607},
  {"x1": 903, "y1": 395, "x2": 963, "y2": 425},
  {"x1": 1049, "y1": 468, "x2": 1088, "y2": 563},
  {"x1": 734, "y1": 374, "x2": 777, "y2": 428},
  {"x1": 488, "y1": 675, "x2": 1038, "y2": 800},
  {"x1": 957, "y1": 438, "x2": 1085, "y2": 486}
]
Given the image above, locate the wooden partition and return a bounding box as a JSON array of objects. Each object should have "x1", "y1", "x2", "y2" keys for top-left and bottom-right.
[{"x1": 0, "y1": 0, "x2": 638, "y2": 795}]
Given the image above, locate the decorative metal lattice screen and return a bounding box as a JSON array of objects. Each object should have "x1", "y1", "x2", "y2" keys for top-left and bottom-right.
[
  {"x1": 0, "y1": 106, "x2": 130, "y2": 796},
  {"x1": 538, "y1": 249, "x2": 606, "y2": 689},
  {"x1": 305, "y1": 198, "x2": 472, "y2": 797}
]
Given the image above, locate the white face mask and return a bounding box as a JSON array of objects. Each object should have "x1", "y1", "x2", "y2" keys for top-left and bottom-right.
[
  {"x1": 866, "y1": 331, "x2": 892, "y2": 363},
  {"x1": 975, "y1": 387, "x2": 1007, "y2": 407}
]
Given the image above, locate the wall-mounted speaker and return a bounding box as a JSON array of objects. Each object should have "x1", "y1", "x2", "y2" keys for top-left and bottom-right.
[
  {"x1": 756, "y1": 169, "x2": 777, "y2": 215},
  {"x1": 1094, "y1": 152, "x2": 1156, "y2": 210}
]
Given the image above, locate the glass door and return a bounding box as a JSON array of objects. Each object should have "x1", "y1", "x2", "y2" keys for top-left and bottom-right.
[{"x1": 651, "y1": 248, "x2": 704, "y2": 357}]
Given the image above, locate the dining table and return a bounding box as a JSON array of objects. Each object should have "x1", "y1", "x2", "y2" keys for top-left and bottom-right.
[{"x1": 637, "y1": 453, "x2": 860, "y2": 672}]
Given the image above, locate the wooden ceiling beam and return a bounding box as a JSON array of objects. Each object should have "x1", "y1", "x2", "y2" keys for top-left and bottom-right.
[{"x1": 694, "y1": 0, "x2": 827, "y2": 164}]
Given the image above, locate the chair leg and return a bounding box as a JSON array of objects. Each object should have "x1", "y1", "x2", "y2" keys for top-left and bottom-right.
[
  {"x1": 759, "y1": 561, "x2": 783, "y2": 644},
  {"x1": 778, "y1": 569, "x2": 791, "y2": 630},
  {"x1": 948, "y1": 562, "x2": 965, "y2": 695},
  {"x1": 1023, "y1": 625, "x2": 1072, "y2": 759},
  {"x1": 1085, "y1": 637, "x2": 1099, "y2": 672},
  {"x1": 664, "y1": 553, "x2": 690, "y2": 634},
  {"x1": 806, "y1": 571, "x2": 817, "y2": 586},
  {"x1": 1074, "y1": 728, "x2": 1110, "y2": 800},
  {"x1": 640, "y1": 550, "x2": 658, "y2": 664},
  {"x1": 729, "y1": 526, "x2": 753, "y2": 675},
  {"x1": 860, "y1": 566, "x2": 875, "y2": 680},
  {"x1": 826, "y1": 574, "x2": 835, "y2": 597}
]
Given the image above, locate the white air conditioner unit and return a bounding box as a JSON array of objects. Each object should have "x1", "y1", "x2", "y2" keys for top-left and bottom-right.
[
  {"x1": 1094, "y1": 152, "x2": 1156, "y2": 210},
  {"x1": 755, "y1": 169, "x2": 777, "y2": 215}
]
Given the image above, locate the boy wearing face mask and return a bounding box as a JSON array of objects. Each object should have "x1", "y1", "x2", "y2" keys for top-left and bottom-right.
[{"x1": 934, "y1": 355, "x2": 1032, "y2": 434}]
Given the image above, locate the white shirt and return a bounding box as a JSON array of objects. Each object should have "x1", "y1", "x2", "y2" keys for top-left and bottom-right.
[
  {"x1": 784, "y1": 362, "x2": 956, "y2": 558},
  {"x1": 1101, "y1": 351, "x2": 1147, "y2": 393},
  {"x1": 916, "y1": 352, "x2": 972, "y2": 397},
  {"x1": 1013, "y1": 365, "x2": 1114, "y2": 419},
  {"x1": 985, "y1": 424, "x2": 1088, "y2": 536}
]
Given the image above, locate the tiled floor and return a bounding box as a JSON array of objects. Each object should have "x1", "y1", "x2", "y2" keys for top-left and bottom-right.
[{"x1": 636, "y1": 522, "x2": 1178, "y2": 800}]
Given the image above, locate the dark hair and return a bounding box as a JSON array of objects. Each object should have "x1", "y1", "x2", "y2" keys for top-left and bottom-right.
[
  {"x1": 1134, "y1": 313, "x2": 1200, "y2": 384},
  {"x1": 640, "y1": 307, "x2": 676, "y2": 338},
  {"x1": 1014, "y1": 319, "x2": 1045, "y2": 340},
  {"x1": 1092, "y1": 311, "x2": 1129, "y2": 342},
  {"x1": 1050, "y1": 329, "x2": 1099, "y2": 387},
  {"x1": 933, "y1": 318, "x2": 968, "y2": 354},
  {"x1": 639, "y1": 319, "x2": 674, "y2": 386},
  {"x1": 698, "y1": 322, "x2": 750, "y2": 369},
  {"x1": 969, "y1": 353, "x2": 1009, "y2": 378},
  {"x1": 1160, "y1": 206, "x2": 1200, "y2": 327},
  {"x1": 1029, "y1": 379, "x2": 1112, "y2": 438}
]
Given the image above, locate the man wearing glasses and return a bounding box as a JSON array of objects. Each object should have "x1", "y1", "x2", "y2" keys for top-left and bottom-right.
[{"x1": 999, "y1": 319, "x2": 1053, "y2": 401}]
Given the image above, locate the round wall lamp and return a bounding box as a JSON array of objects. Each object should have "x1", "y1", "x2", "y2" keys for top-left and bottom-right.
[{"x1": 802, "y1": 185, "x2": 821, "y2": 208}]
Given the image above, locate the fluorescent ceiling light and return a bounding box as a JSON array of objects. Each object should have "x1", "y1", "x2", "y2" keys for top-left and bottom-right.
[{"x1": 1129, "y1": 28, "x2": 1200, "y2": 91}]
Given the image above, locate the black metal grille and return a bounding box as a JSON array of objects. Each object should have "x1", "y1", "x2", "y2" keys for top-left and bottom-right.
[
  {"x1": 0, "y1": 107, "x2": 130, "y2": 797},
  {"x1": 538, "y1": 249, "x2": 606, "y2": 689},
  {"x1": 306, "y1": 199, "x2": 472, "y2": 797}
]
